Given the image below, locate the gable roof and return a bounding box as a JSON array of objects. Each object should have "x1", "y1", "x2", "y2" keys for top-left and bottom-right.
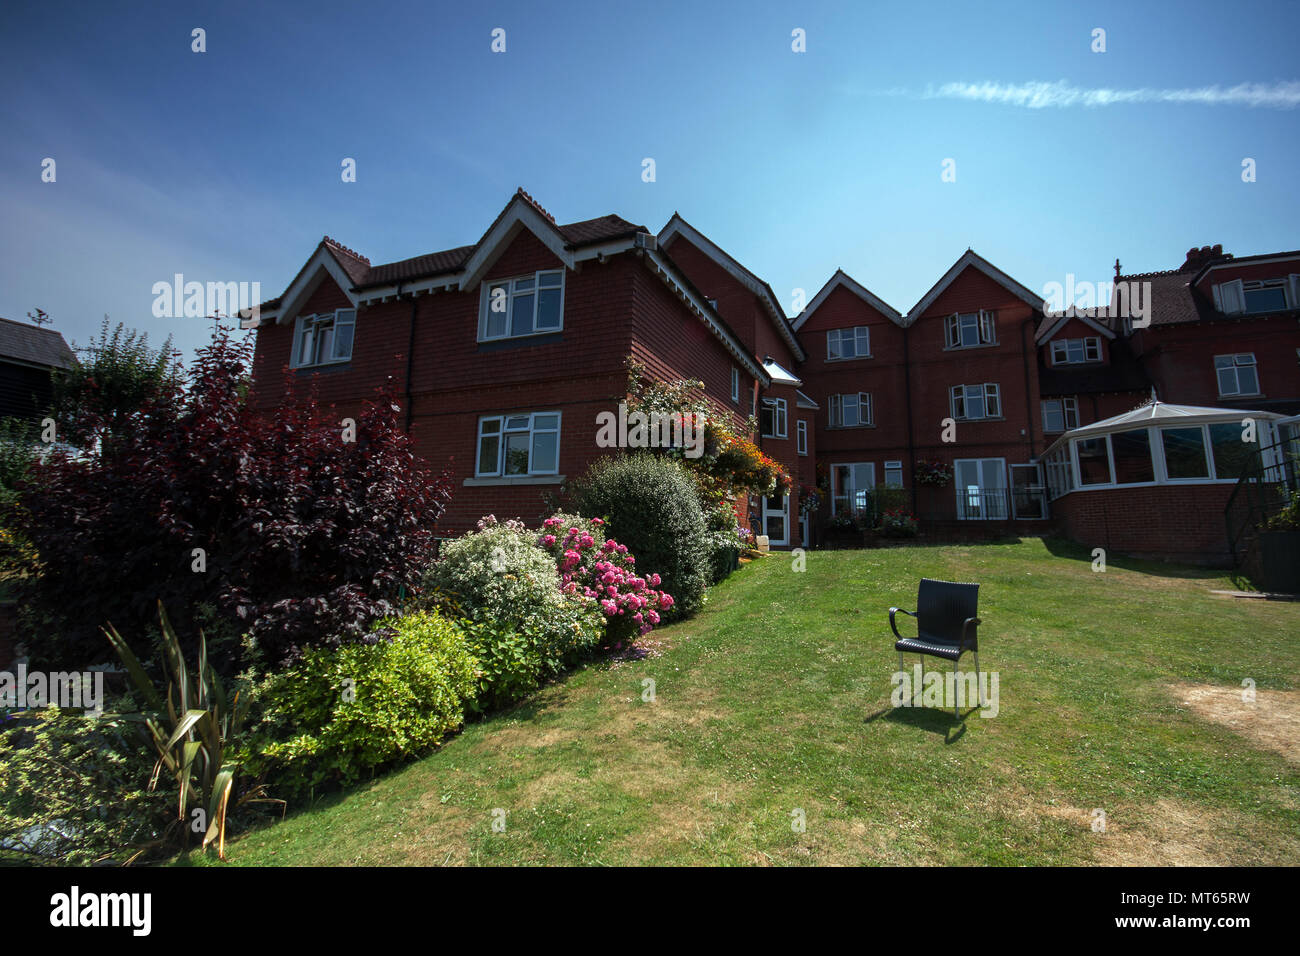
[
  {"x1": 657, "y1": 213, "x2": 806, "y2": 362},
  {"x1": 1035, "y1": 309, "x2": 1118, "y2": 344},
  {"x1": 792, "y1": 268, "x2": 904, "y2": 331},
  {"x1": 0, "y1": 316, "x2": 76, "y2": 369},
  {"x1": 252, "y1": 189, "x2": 647, "y2": 320},
  {"x1": 903, "y1": 249, "x2": 1044, "y2": 326}
]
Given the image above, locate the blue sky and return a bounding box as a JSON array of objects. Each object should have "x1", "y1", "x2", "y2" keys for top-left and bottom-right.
[{"x1": 2, "y1": 0, "x2": 1297, "y2": 362}]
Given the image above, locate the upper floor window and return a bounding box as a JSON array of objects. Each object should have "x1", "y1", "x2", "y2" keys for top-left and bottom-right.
[
  {"x1": 1243, "y1": 279, "x2": 1289, "y2": 313},
  {"x1": 1050, "y1": 337, "x2": 1101, "y2": 365},
  {"x1": 476, "y1": 412, "x2": 560, "y2": 477},
  {"x1": 827, "y1": 326, "x2": 870, "y2": 360},
  {"x1": 731, "y1": 366, "x2": 740, "y2": 403},
  {"x1": 944, "y1": 310, "x2": 996, "y2": 349},
  {"x1": 951, "y1": 383, "x2": 1002, "y2": 420},
  {"x1": 1213, "y1": 276, "x2": 1299, "y2": 315},
  {"x1": 828, "y1": 392, "x2": 873, "y2": 428},
  {"x1": 292, "y1": 309, "x2": 356, "y2": 368},
  {"x1": 761, "y1": 397, "x2": 787, "y2": 438},
  {"x1": 480, "y1": 270, "x2": 564, "y2": 341},
  {"x1": 1041, "y1": 397, "x2": 1079, "y2": 434},
  {"x1": 797, "y1": 419, "x2": 808, "y2": 455},
  {"x1": 1215, "y1": 353, "x2": 1259, "y2": 396}
]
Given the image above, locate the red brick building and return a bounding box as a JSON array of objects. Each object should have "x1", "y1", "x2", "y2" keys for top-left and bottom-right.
[
  {"x1": 249, "y1": 200, "x2": 1300, "y2": 561},
  {"x1": 248, "y1": 190, "x2": 783, "y2": 535}
]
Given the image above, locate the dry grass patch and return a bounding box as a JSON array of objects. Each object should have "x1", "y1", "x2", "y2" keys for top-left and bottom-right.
[{"x1": 1171, "y1": 682, "x2": 1300, "y2": 766}]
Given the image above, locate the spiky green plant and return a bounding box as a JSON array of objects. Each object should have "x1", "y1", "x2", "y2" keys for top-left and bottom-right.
[{"x1": 104, "y1": 602, "x2": 280, "y2": 859}]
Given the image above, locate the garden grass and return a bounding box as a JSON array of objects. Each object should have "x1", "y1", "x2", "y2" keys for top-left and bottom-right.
[{"x1": 181, "y1": 536, "x2": 1300, "y2": 866}]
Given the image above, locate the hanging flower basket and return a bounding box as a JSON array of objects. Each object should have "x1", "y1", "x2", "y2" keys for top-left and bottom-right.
[{"x1": 914, "y1": 458, "x2": 952, "y2": 487}]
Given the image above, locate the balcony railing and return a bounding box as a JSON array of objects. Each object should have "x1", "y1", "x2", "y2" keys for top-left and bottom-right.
[{"x1": 955, "y1": 486, "x2": 1010, "y2": 520}]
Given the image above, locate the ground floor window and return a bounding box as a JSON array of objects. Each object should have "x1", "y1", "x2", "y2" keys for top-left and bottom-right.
[{"x1": 476, "y1": 412, "x2": 560, "y2": 477}]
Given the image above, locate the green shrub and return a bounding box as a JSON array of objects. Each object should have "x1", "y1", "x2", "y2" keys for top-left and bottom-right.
[
  {"x1": 702, "y1": 501, "x2": 742, "y2": 584},
  {"x1": 419, "y1": 519, "x2": 605, "y2": 708},
  {"x1": 245, "y1": 609, "x2": 478, "y2": 802},
  {"x1": 571, "y1": 453, "x2": 711, "y2": 615},
  {"x1": 0, "y1": 709, "x2": 171, "y2": 865}
]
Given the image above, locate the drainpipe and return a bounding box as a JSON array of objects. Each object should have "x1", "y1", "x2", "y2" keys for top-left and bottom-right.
[
  {"x1": 402, "y1": 283, "x2": 416, "y2": 434},
  {"x1": 1020, "y1": 317, "x2": 1036, "y2": 461},
  {"x1": 903, "y1": 322, "x2": 917, "y2": 514}
]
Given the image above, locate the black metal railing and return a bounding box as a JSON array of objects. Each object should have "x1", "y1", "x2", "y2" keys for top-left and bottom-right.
[{"x1": 955, "y1": 487, "x2": 1011, "y2": 521}]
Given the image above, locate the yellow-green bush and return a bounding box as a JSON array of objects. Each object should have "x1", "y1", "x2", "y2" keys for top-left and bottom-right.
[{"x1": 245, "y1": 609, "x2": 477, "y2": 802}]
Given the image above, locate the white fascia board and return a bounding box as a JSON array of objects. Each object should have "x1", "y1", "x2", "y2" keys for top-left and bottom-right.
[
  {"x1": 658, "y1": 214, "x2": 805, "y2": 362},
  {"x1": 644, "y1": 248, "x2": 769, "y2": 386},
  {"x1": 793, "y1": 269, "x2": 904, "y2": 331},
  {"x1": 458, "y1": 200, "x2": 575, "y2": 291},
  {"x1": 796, "y1": 389, "x2": 820, "y2": 409},
  {"x1": 904, "y1": 250, "x2": 1044, "y2": 326},
  {"x1": 1035, "y1": 311, "x2": 1118, "y2": 344},
  {"x1": 274, "y1": 245, "x2": 361, "y2": 325}
]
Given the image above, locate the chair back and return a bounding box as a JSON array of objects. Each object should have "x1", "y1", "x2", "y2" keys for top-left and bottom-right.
[{"x1": 915, "y1": 578, "x2": 979, "y2": 647}]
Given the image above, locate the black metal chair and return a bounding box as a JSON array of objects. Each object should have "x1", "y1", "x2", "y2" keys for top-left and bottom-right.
[{"x1": 889, "y1": 578, "x2": 983, "y2": 718}]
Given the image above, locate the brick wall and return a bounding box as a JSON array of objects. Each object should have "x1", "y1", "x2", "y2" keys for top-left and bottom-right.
[{"x1": 1051, "y1": 483, "x2": 1236, "y2": 565}]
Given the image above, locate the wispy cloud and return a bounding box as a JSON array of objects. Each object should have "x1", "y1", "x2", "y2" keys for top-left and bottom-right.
[{"x1": 910, "y1": 79, "x2": 1300, "y2": 109}]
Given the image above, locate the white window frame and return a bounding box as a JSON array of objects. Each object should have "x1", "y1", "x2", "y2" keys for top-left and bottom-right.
[
  {"x1": 950, "y1": 383, "x2": 1002, "y2": 421},
  {"x1": 1050, "y1": 337, "x2": 1101, "y2": 365},
  {"x1": 796, "y1": 419, "x2": 808, "y2": 455},
  {"x1": 1215, "y1": 353, "x2": 1260, "y2": 397},
  {"x1": 883, "y1": 460, "x2": 903, "y2": 488},
  {"x1": 475, "y1": 411, "x2": 562, "y2": 477},
  {"x1": 292, "y1": 309, "x2": 356, "y2": 368},
  {"x1": 826, "y1": 326, "x2": 871, "y2": 361},
  {"x1": 478, "y1": 270, "x2": 566, "y2": 342},
  {"x1": 1041, "y1": 397, "x2": 1079, "y2": 434},
  {"x1": 1241, "y1": 278, "x2": 1290, "y2": 314},
  {"x1": 953, "y1": 457, "x2": 1008, "y2": 520},
  {"x1": 761, "y1": 397, "x2": 788, "y2": 439},
  {"x1": 944, "y1": 310, "x2": 997, "y2": 349},
  {"x1": 731, "y1": 366, "x2": 740, "y2": 403},
  {"x1": 828, "y1": 392, "x2": 873, "y2": 428}
]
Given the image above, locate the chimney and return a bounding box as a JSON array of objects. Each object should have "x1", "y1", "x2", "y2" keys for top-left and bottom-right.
[{"x1": 1180, "y1": 244, "x2": 1230, "y2": 271}]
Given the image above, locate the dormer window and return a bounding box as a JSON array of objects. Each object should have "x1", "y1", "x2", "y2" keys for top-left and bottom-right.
[
  {"x1": 944, "y1": 310, "x2": 996, "y2": 349},
  {"x1": 292, "y1": 309, "x2": 356, "y2": 367},
  {"x1": 1243, "y1": 279, "x2": 1288, "y2": 314},
  {"x1": 1050, "y1": 337, "x2": 1102, "y2": 365},
  {"x1": 1214, "y1": 276, "x2": 1297, "y2": 315},
  {"x1": 480, "y1": 270, "x2": 565, "y2": 341}
]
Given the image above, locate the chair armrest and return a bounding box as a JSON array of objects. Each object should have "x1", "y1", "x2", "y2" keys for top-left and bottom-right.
[
  {"x1": 889, "y1": 607, "x2": 916, "y2": 640},
  {"x1": 961, "y1": 616, "x2": 982, "y2": 649}
]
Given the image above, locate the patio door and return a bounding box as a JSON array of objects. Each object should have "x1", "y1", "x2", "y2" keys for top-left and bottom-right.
[
  {"x1": 763, "y1": 494, "x2": 789, "y2": 546},
  {"x1": 1010, "y1": 463, "x2": 1047, "y2": 519},
  {"x1": 954, "y1": 458, "x2": 1008, "y2": 520}
]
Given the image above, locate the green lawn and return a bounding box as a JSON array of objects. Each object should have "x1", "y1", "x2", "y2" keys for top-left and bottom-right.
[{"x1": 186, "y1": 537, "x2": 1300, "y2": 866}]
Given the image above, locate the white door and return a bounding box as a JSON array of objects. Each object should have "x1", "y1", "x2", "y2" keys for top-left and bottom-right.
[
  {"x1": 832, "y1": 463, "x2": 876, "y2": 519},
  {"x1": 954, "y1": 458, "x2": 1008, "y2": 520},
  {"x1": 763, "y1": 494, "x2": 789, "y2": 546}
]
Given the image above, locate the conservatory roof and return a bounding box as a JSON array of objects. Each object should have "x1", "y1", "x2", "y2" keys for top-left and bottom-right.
[{"x1": 1043, "y1": 400, "x2": 1283, "y2": 455}]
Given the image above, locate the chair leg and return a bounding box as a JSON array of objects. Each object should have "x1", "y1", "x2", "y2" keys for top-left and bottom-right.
[{"x1": 953, "y1": 659, "x2": 959, "y2": 719}]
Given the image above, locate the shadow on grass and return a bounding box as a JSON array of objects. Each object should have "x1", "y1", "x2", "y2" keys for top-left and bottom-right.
[
  {"x1": 863, "y1": 701, "x2": 970, "y2": 744},
  {"x1": 1040, "y1": 535, "x2": 1237, "y2": 582}
]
